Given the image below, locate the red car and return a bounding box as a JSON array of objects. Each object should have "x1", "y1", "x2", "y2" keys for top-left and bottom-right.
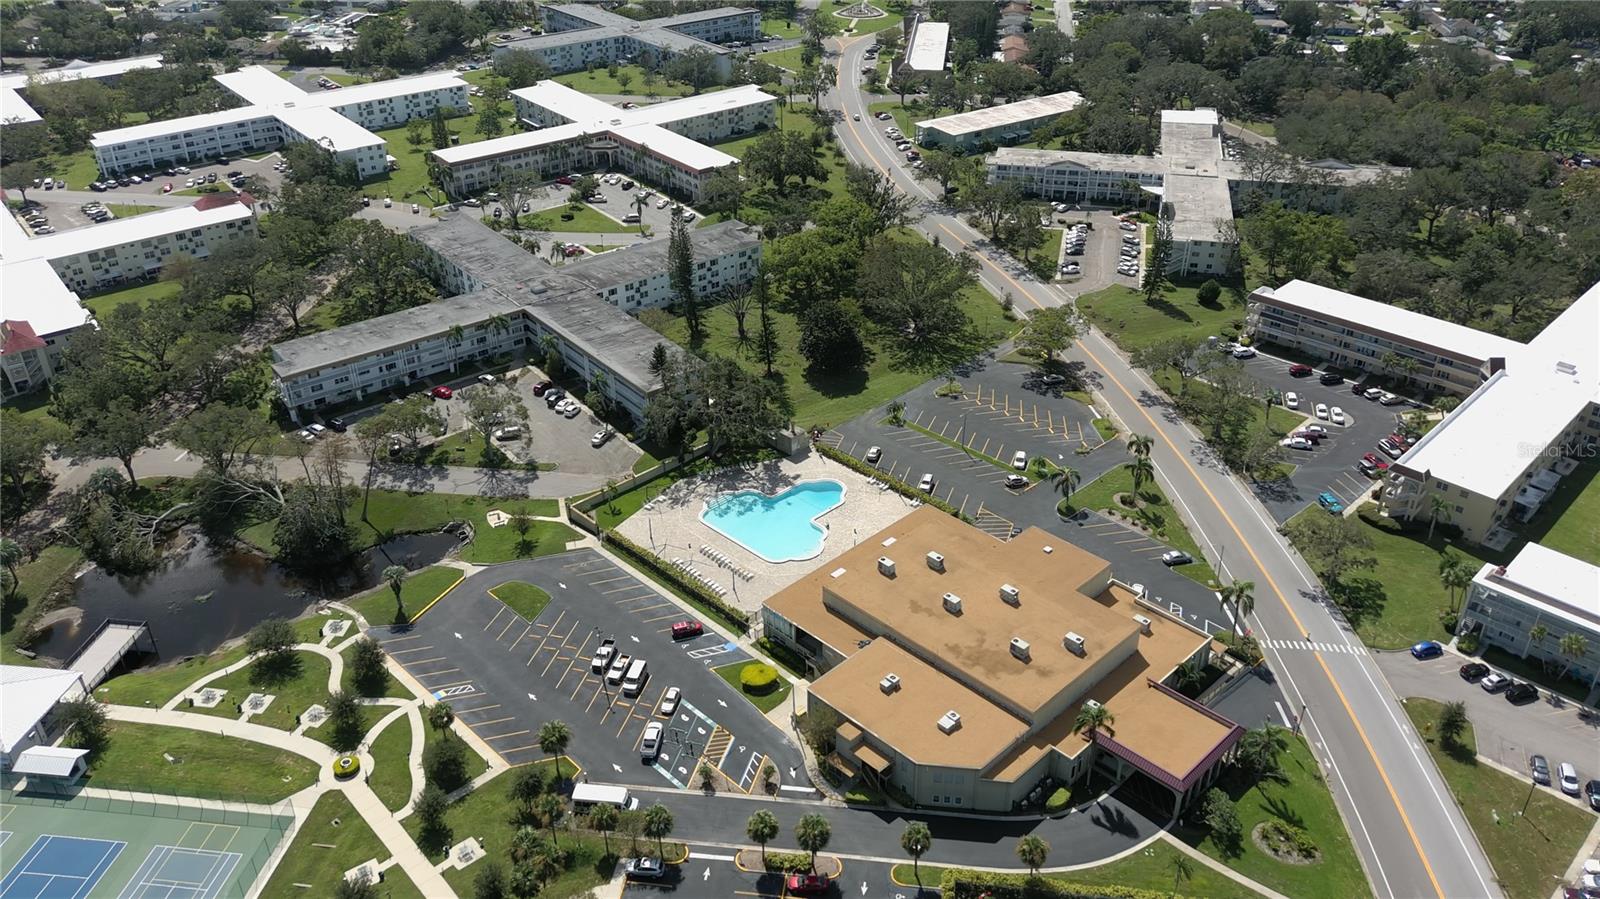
[
  {"x1": 532, "y1": 380, "x2": 553, "y2": 396},
  {"x1": 554, "y1": 176, "x2": 574, "y2": 185},
  {"x1": 1289, "y1": 364, "x2": 1313, "y2": 377},
  {"x1": 670, "y1": 620, "x2": 703, "y2": 640},
  {"x1": 1360, "y1": 452, "x2": 1389, "y2": 470},
  {"x1": 430, "y1": 385, "x2": 454, "y2": 400},
  {"x1": 786, "y1": 873, "x2": 828, "y2": 895}
]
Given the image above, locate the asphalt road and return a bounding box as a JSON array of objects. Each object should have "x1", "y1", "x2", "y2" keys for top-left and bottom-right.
[{"x1": 828, "y1": 33, "x2": 1499, "y2": 899}]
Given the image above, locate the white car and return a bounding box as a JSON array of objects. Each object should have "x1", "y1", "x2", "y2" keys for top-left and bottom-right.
[
  {"x1": 563, "y1": 403, "x2": 582, "y2": 418},
  {"x1": 307, "y1": 423, "x2": 328, "y2": 436},
  {"x1": 1330, "y1": 406, "x2": 1345, "y2": 425},
  {"x1": 1279, "y1": 436, "x2": 1314, "y2": 450},
  {"x1": 659, "y1": 686, "x2": 681, "y2": 717},
  {"x1": 1379, "y1": 391, "x2": 1401, "y2": 405},
  {"x1": 476, "y1": 373, "x2": 496, "y2": 384},
  {"x1": 1557, "y1": 762, "x2": 1581, "y2": 796},
  {"x1": 865, "y1": 445, "x2": 882, "y2": 464},
  {"x1": 1479, "y1": 672, "x2": 1511, "y2": 692},
  {"x1": 656, "y1": 198, "x2": 670, "y2": 209},
  {"x1": 1011, "y1": 450, "x2": 1028, "y2": 470},
  {"x1": 1231, "y1": 346, "x2": 1257, "y2": 359},
  {"x1": 1314, "y1": 403, "x2": 1329, "y2": 420},
  {"x1": 591, "y1": 428, "x2": 614, "y2": 448},
  {"x1": 1284, "y1": 391, "x2": 1299, "y2": 410},
  {"x1": 918, "y1": 472, "x2": 935, "y2": 492},
  {"x1": 384, "y1": 197, "x2": 392, "y2": 207},
  {"x1": 411, "y1": 203, "x2": 420, "y2": 214},
  {"x1": 295, "y1": 429, "x2": 316, "y2": 443},
  {"x1": 1119, "y1": 221, "x2": 1137, "y2": 231},
  {"x1": 640, "y1": 722, "x2": 663, "y2": 760}
]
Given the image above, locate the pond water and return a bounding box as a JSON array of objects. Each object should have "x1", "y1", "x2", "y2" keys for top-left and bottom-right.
[{"x1": 32, "y1": 532, "x2": 458, "y2": 663}]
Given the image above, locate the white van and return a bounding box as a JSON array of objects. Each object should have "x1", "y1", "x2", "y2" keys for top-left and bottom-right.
[
  {"x1": 621, "y1": 658, "x2": 649, "y2": 696},
  {"x1": 621, "y1": 212, "x2": 641, "y2": 223},
  {"x1": 571, "y1": 782, "x2": 640, "y2": 810}
]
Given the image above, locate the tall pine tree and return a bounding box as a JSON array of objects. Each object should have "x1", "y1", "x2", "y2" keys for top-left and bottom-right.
[
  {"x1": 668, "y1": 209, "x2": 702, "y2": 342},
  {"x1": 753, "y1": 269, "x2": 780, "y2": 378}
]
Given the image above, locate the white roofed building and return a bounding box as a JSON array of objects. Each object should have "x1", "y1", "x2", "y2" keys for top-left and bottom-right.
[
  {"x1": 492, "y1": 4, "x2": 760, "y2": 80},
  {"x1": 0, "y1": 56, "x2": 164, "y2": 130},
  {"x1": 906, "y1": 19, "x2": 950, "y2": 73},
  {"x1": 1461, "y1": 544, "x2": 1600, "y2": 699},
  {"x1": 915, "y1": 91, "x2": 1084, "y2": 151},
  {"x1": 0, "y1": 666, "x2": 88, "y2": 768}
]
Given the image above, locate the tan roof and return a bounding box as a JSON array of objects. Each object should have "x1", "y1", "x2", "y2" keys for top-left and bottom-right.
[
  {"x1": 854, "y1": 742, "x2": 894, "y2": 773},
  {"x1": 818, "y1": 507, "x2": 1136, "y2": 717},
  {"x1": 765, "y1": 569, "x2": 874, "y2": 658},
  {"x1": 810, "y1": 639, "x2": 1028, "y2": 770}
]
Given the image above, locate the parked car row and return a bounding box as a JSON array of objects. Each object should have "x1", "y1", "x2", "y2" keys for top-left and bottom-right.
[
  {"x1": 1116, "y1": 221, "x2": 1141, "y2": 278},
  {"x1": 1059, "y1": 222, "x2": 1089, "y2": 276},
  {"x1": 16, "y1": 205, "x2": 54, "y2": 234}
]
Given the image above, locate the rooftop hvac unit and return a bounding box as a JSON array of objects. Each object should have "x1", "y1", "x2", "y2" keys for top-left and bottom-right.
[
  {"x1": 879, "y1": 673, "x2": 901, "y2": 694},
  {"x1": 926, "y1": 551, "x2": 945, "y2": 572},
  {"x1": 937, "y1": 710, "x2": 962, "y2": 734},
  {"x1": 877, "y1": 556, "x2": 896, "y2": 577},
  {"x1": 1132, "y1": 614, "x2": 1152, "y2": 635},
  {"x1": 942, "y1": 592, "x2": 963, "y2": 614},
  {"x1": 999, "y1": 584, "x2": 1020, "y2": 605},
  {"x1": 1084, "y1": 699, "x2": 1102, "y2": 711},
  {"x1": 1009, "y1": 637, "x2": 1030, "y2": 660},
  {"x1": 1063, "y1": 631, "x2": 1086, "y2": 655}
]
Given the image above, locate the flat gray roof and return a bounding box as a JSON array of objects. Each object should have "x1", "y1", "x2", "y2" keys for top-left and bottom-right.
[
  {"x1": 270, "y1": 290, "x2": 520, "y2": 379},
  {"x1": 564, "y1": 220, "x2": 759, "y2": 291}
]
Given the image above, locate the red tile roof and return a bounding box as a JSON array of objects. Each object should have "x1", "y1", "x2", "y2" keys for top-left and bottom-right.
[{"x1": 1, "y1": 320, "x2": 47, "y2": 355}]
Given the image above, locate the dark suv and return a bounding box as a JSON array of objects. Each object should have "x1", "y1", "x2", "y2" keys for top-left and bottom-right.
[
  {"x1": 1319, "y1": 371, "x2": 1345, "y2": 386},
  {"x1": 1458, "y1": 662, "x2": 1489, "y2": 681},
  {"x1": 1505, "y1": 682, "x2": 1539, "y2": 704}
]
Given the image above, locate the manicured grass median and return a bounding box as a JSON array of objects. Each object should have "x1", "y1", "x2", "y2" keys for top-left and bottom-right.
[
  {"x1": 346, "y1": 565, "x2": 462, "y2": 627},
  {"x1": 238, "y1": 490, "x2": 566, "y2": 561},
  {"x1": 367, "y1": 713, "x2": 415, "y2": 812},
  {"x1": 1078, "y1": 282, "x2": 1247, "y2": 352},
  {"x1": 488, "y1": 581, "x2": 552, "y2": 622},
  {"x1": 713, "y1": 660, "x2": 792, "y2": 714},
  {"x1": 97, "y1": 644, "x2": 250, "y2": 708},
  {"x1": 1177, "y1": 732, "x2": 1370, "y2": 899},
  {"x1": 1064, "y1": 464, "x2": 1219, "y2": 586},
  {"x1": 91, "y1": 721, "x2": 319, "y2": 803},
  {"x1": 188, "y1": 651, "x2": 332, "y2": 731},
  {"x1": 260, "y1": 792, "x2": 426, "y2": 899},
  {"x1": 1403, "y1": 698, "x2": 1590, "y2": 899},
  {"x1": 552, "y1": 63, "x2": 712, "y2": 98},
  {"x1": 891, "y1": 839, "x2": 1267, "y2": 898},
  {"x1": 520, "y1": 202, "x2": 649, "y2": 235}
]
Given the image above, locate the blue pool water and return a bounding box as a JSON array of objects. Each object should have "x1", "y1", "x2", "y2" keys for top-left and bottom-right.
[{"x1": 700, "y1": 480, "x2": 846, "y2": 563}]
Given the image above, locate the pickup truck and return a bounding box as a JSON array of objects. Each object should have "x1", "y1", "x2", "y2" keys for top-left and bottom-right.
[{"x1": 591, "y1": 638, "x2": 616, "y2": 673}]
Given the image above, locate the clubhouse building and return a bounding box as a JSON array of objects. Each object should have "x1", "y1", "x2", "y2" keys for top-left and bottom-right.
[{"x1": 761, "y1": 507, "x2": 1242, "y2": 815}]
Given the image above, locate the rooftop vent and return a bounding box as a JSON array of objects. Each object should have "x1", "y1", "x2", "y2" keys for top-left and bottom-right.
[
  {"x1": 999, "y1": 584, "x2": 1020, "y2": 605},
  {"x1": 830, "y1": 567, "x2": 847, "y2": 578},
  {"x1": 1063, "y1": 631, "x2": 1086, "y2": 655},
  {"x1": 1084, "y1": 699, "x2": 1102, "y2": 712},
  {"x1": 1556, "y1": 360, "x2": 1577, "y2": 375},
  {"x1": 881, "y1": 537, "x2": 897, "y2": 547},
  {"x1": 877, "y1": 556, "x2": 896, "y2": 577},
  {"x1": 1133, "y1": 614, "x2": 1152, "y2": 635},
  {"x1": 926, "y1": 551, "x2": 945, "y2": 572},
  {"x1": 879, "y1": 673, "x2": 901, "y2": 694},
  {"x1": 937, "y1": 710, "x2": 962, "y2": 734},
  {"x1": 942, "y1": 592, "x2": 963, "y2": 614},
  {"x1": 1009, "y1": 637, "x2": 1030, "y2": 660},
  {"x1": 1042, "y1": 545, "x2": 1054, "y2": 554}
]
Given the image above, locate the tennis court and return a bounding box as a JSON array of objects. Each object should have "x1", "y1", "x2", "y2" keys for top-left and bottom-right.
[{"x1": 0, "y1": 788, "x2": 290, "y2": 899}]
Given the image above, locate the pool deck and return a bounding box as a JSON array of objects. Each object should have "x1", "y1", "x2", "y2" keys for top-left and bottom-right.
[{"x1": 615, "y1": 452, "x2": 916, "y2": 611}]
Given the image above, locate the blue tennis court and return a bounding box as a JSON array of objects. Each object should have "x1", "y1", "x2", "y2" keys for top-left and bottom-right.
[
  {"x1": 0, "y1": 834, "x2": 125, "y2": 899},
  {"x1": 115, "y1": 846, "x2": 242, "y2": 899}
]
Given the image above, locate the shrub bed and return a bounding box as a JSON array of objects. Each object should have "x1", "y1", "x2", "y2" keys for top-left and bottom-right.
[
  {"x1": 941, "y1": 869, "x2": 1183, "y2": 899},
  {"x1": 740, "y1": 662, "x2": 780, "y2": 694},
  {"x1": 1044, "y1": 786, "x2": 1072, "y2": 813},
  {"x1": 763, "y1": 851, "x2": 813, "y2": 873},
  {"x1": 601, "y1": 531, "x2": 749, "y2": 631},
  {"x1": 816, "y1": 442, "x2": 967, "y2": 520}
]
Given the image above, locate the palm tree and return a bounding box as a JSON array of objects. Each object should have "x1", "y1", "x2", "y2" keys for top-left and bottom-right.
[
  {"x1": 1426, "y1": 494, "x2": 1451, "y2": 541},
  {"x1": 588, "y1": 803, "x2": 620, "y2": 857},
  {"x1": 509, "y1": 825, "x2": 543, "y2": 864},
  {"x1": 631, "y1": 194, "x2": 649, "y2": 235},
  {"x1": 642, "y1": 803, "x2": 674, "y2": 859},
  {"x1": 535, "y1": 793, "x2": 564, "y2": 848},
  {"x1": 1173, "y1": 657, "x2": 1206, "y2": 693},
  {"x1": 1557, "y1": 632, "x2": 1589, "y2": 681},
  {"x1": 1236, "y1": 725, "x2": 1286, "y2": 780},
  {"x1": 1126, "y1": 433, "x2": 1153, "y2": 460},
  {"x1": 1015, "y1": 834, "x2": 1049, "y2": 876},
  {"x1": 794, "y1": 813, "x2": 831, "y2": 872},
  {"x1": 1050, "y1": 466, "x2": 1081, "y2": 510},
  {"x1": 383, "y1": 565, "x2": 407, "y2": 617},
  {"x1": 900, "y1": 822, "x2": 932, "y2": 884},
  {"x1": 538, "y1": 720, "x2": 572, "y2": 779},
  {"x1": 746, "y1": 809, "x2": 779, "y2": 864},
  {"x1": 446, "y1": 324, "x2": 466, "y2": 373},
  {"x1": 0, "y1": 538, "x2": 22, "y2": 598},
  {"x1": 1438, "y1": 552, "x2": 1471, "y2": 615},
  {"x1": 1168, "y1": 852, "x2": 1194, "y2": 895},
  {"x1": 1526, "y1": 623, "x2": 1549, "y2": 661},
  {"x1": 488, "y1": 313, "x2": 512, "y2": 340},
  {"x1": 1072, "y1": 703, "x2": 1115, "y2": 738},
  {"x1": 1218, "y1": 580, "x2": 1255, "y2": 639},
  {"x1": 1128, "y1": 456, "x2": 1154, "y2": 503}
]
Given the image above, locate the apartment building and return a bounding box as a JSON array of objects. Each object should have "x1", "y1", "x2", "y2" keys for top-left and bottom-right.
[
  {"x1": 990, "y1": 110, "x2": 1401, "y2": 277},
  {"x1": 494, "y1": 4, "x2": 759, "y2": 78},
  {"x1": 1460, "y1": 544, "x2": 1600, "y2": 698},
  {"x1": 270, "y1": 213, "x2": 761, "y2": 423},
  {"x1": 905, "y1": 17, "x2": 950, "y2": 73},
  {"x1": 762, "y1": 507, "x2": 1241, "y2": 815},
  {"x1": 90, "y1": 66, "x2": 467, "y2": 179},
  {"x1": 1, "y1": 195, "x2": 258, "y2": 395},
  {"x1": 914, "y1": 91, "x2": 1084, "y2": 151},
  {"x1": 432, "y1": 80, "x2": 774, "y2": 202},
  {"x1": 0, "y1": 55, "x2": 164, "y2": 130}
]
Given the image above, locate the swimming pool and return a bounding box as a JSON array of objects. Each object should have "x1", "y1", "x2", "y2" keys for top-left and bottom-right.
[{"x1": 699, "y1": 479, "x2": 847, "y2": 563}]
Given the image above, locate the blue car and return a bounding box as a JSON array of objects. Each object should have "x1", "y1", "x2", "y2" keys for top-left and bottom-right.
[
  {"x1": 1410, "y1": 640, "x2": 1443, "y2": 660},
  {"x1": 1317, "y1": 492, "x2": 1344, "y2": 514}
]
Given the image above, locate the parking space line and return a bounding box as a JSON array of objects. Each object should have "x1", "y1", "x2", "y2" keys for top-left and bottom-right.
[
  {"x1": 613, "y1": 591, "x2": 658, "y2": 601},
  {"x1": 496, "y1": 618, "x2": 517, "y2": 641},
  {"x1": 557, "y1": 632, "x2": 597, "y2": 690},
  {"x1": 562, "y1": 559, "x2": 608, "y2": 571},
  {"x1": 380, "y1": 636, "x2": 423, "y2": 646},
  {"x1": 403, "y1": 656, "x2": 446, "y2": 666},
  {"x1": 508, "y1": 623, "x2": 534, "y2": 651},
  {"x1": 455, "y1": 703, "x2": 499, "y2": 715},
  {"x1": 484, "y1": 730, "x2": 531, "y2": 741},
  {"x1": 429, "y1": 679, "x2": 473, "y2": 690},
  {"x1": 1113, "y1": 536, "x2": 1150, "y2": 544},
  {"x1": 496, "y1": 742, "x2": 541, "y2": 755},
  {"x1": 483, "y1": 605, "x2": 508, "y2": 631},
  {"x1": 587, "y1": 574, "x2": 631, "y2": 586},
  {"x1": 413, "y1": 667, "x2": 461, "y2": 679},
  {"x1": 618, "y1": 708, "x2": 644, "y2": 739},
  {"x1": 641, "y1": 612, "x2": 681, "y2": 623},
  {"x1": 386, "y1": 645, "x2": 435, "y2": 655},
  {"x1": 569, "y1": 669, "x2": 591, "y2": 700},
  {"x1": 603, "y1": 584, "x2": 649, "y2": 595},
  {"x1": 473, "y1": 716, "x2": 515, "y2": 728}
]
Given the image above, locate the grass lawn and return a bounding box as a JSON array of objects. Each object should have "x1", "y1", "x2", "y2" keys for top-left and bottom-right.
[
  {"x1": 761, "y1": 18, "x2": 804, "y2": 39},
  {"x1": 712, "y1": 660, "x2": 793, "y2": 713},
  {"x1": 53, "y1": 147, "x2": 101, "y2": 190},
  {"x1": 1176, "y1": 732, "x2": 1371, "y2": 899},
  {"x1": 1034, "y1": 227, "x2": 1064, "y2": 280},
  {"x1": 342, "y1": 639, "x2": 413, "y2": 700},
  {"x1": 367, "y1": 713, "x2": 415, "y2": 812},
  {"x1": 488, "y1": 581, "x2": 552, "y2": 622},
  {"x1": 90, "y1": 721, "x2": 319, "y2": 803},
  {"x1": 552, "y1": 64, "x2": 713, "y2": 98},
  {"x1": 519, "y1": 202, "x2": 648, "y2": 235},
  {"x1": 706, "y1": 102, "x2": 849, "y2": 228},
  {"x1": 259, "y1": 792, "x2": 426, "y2": 899},
  {"x1": 757, "y1": 45, "x2": 809, "y2": 73},
  {"x1": 1403, "y1": 698, "x2": 1590, "y2": 899},
  {"x1": 592, "y1": 448, "x2": 779, "y2": 530},
  {"x1": 1518, "y1": 458, "x2": 1600, "y2": 566},
  {"x1": 96, "y1": 644, "x2": 250, "y2": 708},
  {"x1": 188, "y1": 651, "x2": 332, "y2": 731},
  {"x1": 1150, "y1": 369, "x2": 1305, "y2": 437},
  {"x1": 345, "y1": 565, "x2": 463, "y2": 628},
  {"x1": 646, "y1": 237, "x2": 1015, "y2": 429},
  {"x1": 1235, "y1": 120, "x2": 1278, "y2": 138},
  {"x1": 1, "y1": 544, "x2": 84, "y2": 666},
  {"x1": 822, "y1": 0, "x2": 904, "y2": 33},
  {"x1": 892, "y1": 839, "x2": 1266, "y2": 898},
  {"x1": 866, "y1": 100, "x2": 952, "y2": 142},
  {"x1": 237, "y1": 489, "x2": 565, "y2": 560},
  {"x1": 79, "y1": 278, "x2": 182, "y2": 319},
  {"x1": 1078, "y1": 281, "x2": 1247, "y2": 352},
  {"x1": 421, "y1": 719, "x2": 489, "y2": 785},
  {"x1": 1065, "y1": 464, "x2": 1219, "y2": 586},
  {"x1": 307, "y1": 705, "x2": 388, "y2": 750},
  {"x1": 363, "y1": 108, "x2": 517, "y2": 203}
]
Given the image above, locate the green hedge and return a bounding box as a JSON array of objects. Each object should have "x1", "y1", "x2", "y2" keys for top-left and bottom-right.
[
  {"x1": 740, "y1": 662, "x2": 780, "y2": 694},
  {"x1": 940, "y1": 869, "x2": 1189, "y2": 899},
  {"x1": 762, "y1": 851, "x2": 813, "y2": 873},
  {"x1": 815, "y1": 442, "x2": 968, "y2": 520},
  {"x1": 1044, "y1": 786, "x2": 1072, "y2": 813},
  {"x1": 601, "y1": 531, "x2": 749, "y2": 631}
]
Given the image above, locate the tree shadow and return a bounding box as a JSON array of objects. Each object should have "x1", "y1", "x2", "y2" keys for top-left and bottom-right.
[
  {"x1": 1259, "y1": 786, "x2": 1307, "y2": 831},
  {"x1": 1328, "y1": 576, "x2": 1387, "y2": 629},
  {"x1": 249, "y1": 651, "x2": 303, "y2": 688},
  {"x1": 801, "y1": 360, "x2": 870, "y2": 400}
]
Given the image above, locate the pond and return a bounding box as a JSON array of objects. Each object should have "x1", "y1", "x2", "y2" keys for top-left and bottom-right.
[{"x1": 31, "y1": 532, "x2": 459, "y2": 663}]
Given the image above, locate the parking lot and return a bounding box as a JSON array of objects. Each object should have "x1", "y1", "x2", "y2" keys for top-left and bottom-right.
[
  {"x1": 623, "y1": 851, "x2": 927, "y2": 898},
  {"x1": 375, "y1": 549, "x2": 809, "y2": 793},
  {"x1": 1054, "y1": 210, "x2": 1142, "y2": 289},
  {"x1": 73, "y1": 152, "x2": 285, "y2": 199},
  {"x1": 433, "y1": 369, "x2": 642, "y2": 476},
  {"x1": 1376, "y1": 649, "x2": 1598, "y2": 808},
  {"x1": 1231, "y1": 347, "x2": 1420, "y2": 522}
]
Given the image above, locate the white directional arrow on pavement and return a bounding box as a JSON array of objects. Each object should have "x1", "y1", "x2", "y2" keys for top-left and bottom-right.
[
  {"x1": 629, "y1": 635, "x2": 640, "y2": 643},
  {"x1": 703, "y1": 867, "x2": 711, "y2": 882},
  {"x1": 528, "y1": 693, "x2": 537, "y2": 701},
  {"x1": 558, "y1": 582, "x2": 567, "y2": 589},
  {"x1": 453, "y1": 632, "x2": 462, "y2": 639},
  {"x1": 861, "y1": 880, "x2": 869, "y2": 894},
  {"x1": 612, "y1": 764, "x2": 623, "y2": 773},
  {"x1": 789, "y1": 766, "x2": 797, "y2": 778},
  {"x1": 716, "y1": 699, "x2": 727, "y2": 708}
]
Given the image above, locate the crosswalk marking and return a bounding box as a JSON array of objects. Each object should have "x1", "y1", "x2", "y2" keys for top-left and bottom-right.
[{"x1": 1265, "y1": 638, "x2": 1368, "y2": 655}]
